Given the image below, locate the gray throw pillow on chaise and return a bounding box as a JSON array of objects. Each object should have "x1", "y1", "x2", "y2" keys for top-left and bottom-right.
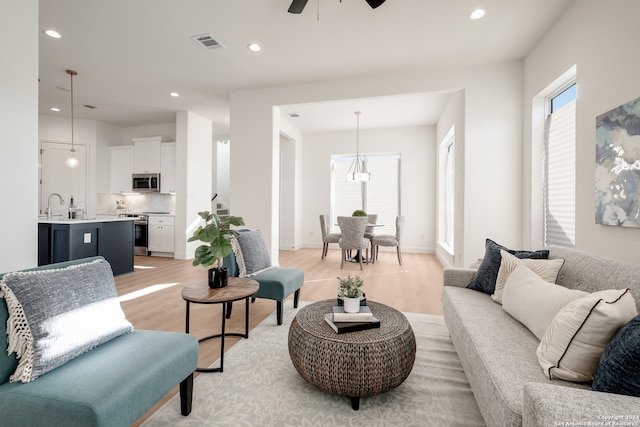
[{"x1": 0, "y1": 258, "x2": 133, "y2": 382}]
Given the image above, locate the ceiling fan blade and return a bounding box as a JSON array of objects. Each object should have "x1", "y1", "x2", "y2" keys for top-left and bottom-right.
[
  {"x1": 365, "y1": 0, "x2": 386, "y2": 9},
  {"x1": 288, "y1": 0, "x2": 309, "y2": 14}
]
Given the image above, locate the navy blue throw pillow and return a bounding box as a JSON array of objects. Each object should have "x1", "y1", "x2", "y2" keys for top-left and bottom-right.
[
  {"x1": 593, "y1": 314, "x2": 640, "y2": 397},
  {"x1": 466, "y1": 239, "x2": 549, "y2": 295}
]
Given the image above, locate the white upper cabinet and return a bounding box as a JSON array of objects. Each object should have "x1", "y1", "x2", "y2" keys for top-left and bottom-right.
[
  {"x1": 133, "y1": 136, "x2": 170, "y2": 173},
  {"x1": 160, "y1": 142, "x2": 176, "y2": 194},
  {"x1": 109, "y1": 146, "x2": 134, "y2": 193}
]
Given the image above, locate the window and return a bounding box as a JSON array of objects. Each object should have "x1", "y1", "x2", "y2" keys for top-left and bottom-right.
[
  {"x1": 331, "y1": 153, "x2": 400, "y2": 235},
  {"x1": 438, "y1": 127, "x2": 455, "y2": 253},
  {"x1": 544, "y1": 83, "x2": 576, "y2": 247}
]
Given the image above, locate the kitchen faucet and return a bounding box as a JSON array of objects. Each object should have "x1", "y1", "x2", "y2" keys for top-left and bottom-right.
[{"x1": 46, "y1": 193, "x2": 65, "y2": 219}]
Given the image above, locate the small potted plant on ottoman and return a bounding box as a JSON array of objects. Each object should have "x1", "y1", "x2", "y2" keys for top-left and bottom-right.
[{"x1": 337, "y1": 274, "x2": 365, "y2": 313}]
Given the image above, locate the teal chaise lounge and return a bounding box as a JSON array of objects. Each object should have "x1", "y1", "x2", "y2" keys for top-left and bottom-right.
[{"x1": 0, "y1": 256, "x2": 198, "y2": 427}]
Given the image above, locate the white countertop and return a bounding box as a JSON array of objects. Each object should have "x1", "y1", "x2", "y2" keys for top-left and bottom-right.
[{"x1": 38, "y1": 217, "x2": 136, "y2": 224}]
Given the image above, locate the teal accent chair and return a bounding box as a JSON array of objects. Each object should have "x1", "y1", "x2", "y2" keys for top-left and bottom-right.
[{"x1": 223, "y1": 251, "x2": 304, "y2": 325}]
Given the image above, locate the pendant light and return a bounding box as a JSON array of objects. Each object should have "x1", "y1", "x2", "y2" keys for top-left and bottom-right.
[
  {"x1": 346, "y1": 111, "x2": 370, "y2": 182},
  {"x1": 64, "y1": 69, "x2": 79, "y2": 169}
]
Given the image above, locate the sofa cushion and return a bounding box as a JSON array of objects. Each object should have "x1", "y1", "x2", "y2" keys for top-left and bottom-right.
[
  {"x1": 232, "y1": 230, "x2": 272, "y2": 277},
  {"x1": 502, "y1": 263, "x2": 586, "y2": 339},
  {"x1": 537, "y1": 288, "x2": 637, "y2": 382},
  {"x1": 467, "y1": 238, "x2": 549, "y2": 295},
  {"x1": 493, "y1": 250, "x2": 565, "y2": 304},
  {"x1": 0, "y1": 259, "x2": 133, "y2": 382},
  {"x1": 592, "y1": 314, "x2": 640, "y2": 397}
]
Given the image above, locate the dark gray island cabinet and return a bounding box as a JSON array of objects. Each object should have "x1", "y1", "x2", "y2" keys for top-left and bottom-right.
[{"x1": 38, "y1": 218, "x2": 135, "y2": 275}]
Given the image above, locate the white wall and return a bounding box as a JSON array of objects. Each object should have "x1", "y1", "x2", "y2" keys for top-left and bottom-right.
[
  {"x1": 280, "y1": 117, "x2": 305, "y2": 252},
  {"x1": 39, "y1": 115, "x2": 98, "y2": 217},
  {"x1": 522, "y1": 0, "x2": 640, "y2": 265},
  {"x1": 435, "y1": 90, "x2": 465, "y2": 267},
  {"x1": 300, "y1": 126, "x2": 435, "y2": 254},
  {"x1": 230, "y1": 62, "x2": 523, "y2": 266},
  {"x1": 121, "y1": 123, "x2": 176, "y2": 145},
  {"x1": 279, "y1": 134, "x2": 296, "y2": 250},
  {"x1": 214, "y1": 138, "x2": 231, "y2": 209},
  {"x1": 96, "y1": 121, "x2": 122, "y2": 193},
  {"x1": 0, "y1": 0, "x2": 38, "y2": 271}
]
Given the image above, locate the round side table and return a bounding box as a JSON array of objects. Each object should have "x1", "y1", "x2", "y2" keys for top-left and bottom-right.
[
  {"x1": 182, "y1": 277, "x2": 259, "y2": 373},
  {"x1": 288, "y1": 300, "x2": 416, "y2": 409}
]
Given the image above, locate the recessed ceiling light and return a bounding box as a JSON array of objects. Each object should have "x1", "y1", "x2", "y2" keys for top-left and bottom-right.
[
  {"x1": 50, "y1": 107, "x2": 60, "y2": 112},
  {"x1": 470, "y1": 9, "x2": 486, "y2": 20},
  {"x1": 169, "y1": 92, "x2": 179, "y2": 97},
  {"x1": 45, "y1": 29, "x2": 61, "y2": 38},
  {"x1": 247, "y1": 43, "x2": 262, "y2": 52}
]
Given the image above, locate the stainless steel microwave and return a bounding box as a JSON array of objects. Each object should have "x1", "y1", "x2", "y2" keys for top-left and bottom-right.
[{"x1": 132, "y1": 173, "x2": 160, "y2": 192}]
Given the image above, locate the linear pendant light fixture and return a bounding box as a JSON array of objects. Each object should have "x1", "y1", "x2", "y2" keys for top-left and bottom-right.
[
  {"x1": 346, "y1": 111, "x2": 370, "y2": 182},
  {"x1": 64, "y1": 69, "x2": 79, "y2": 169}
]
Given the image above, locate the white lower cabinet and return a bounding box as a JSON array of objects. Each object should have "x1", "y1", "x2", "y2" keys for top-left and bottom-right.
[{"x1": 148, "y1": 216, "x2": 175, "y2": 253}]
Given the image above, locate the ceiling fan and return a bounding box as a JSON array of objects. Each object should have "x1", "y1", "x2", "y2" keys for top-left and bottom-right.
[{"x1": 288, "y1": 0, "x2": 386, "y2": 14}]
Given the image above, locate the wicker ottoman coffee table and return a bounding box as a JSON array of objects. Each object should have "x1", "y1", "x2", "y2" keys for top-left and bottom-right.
[{"x1": 288, "y1": 300, "x2": 416, "y2": 410}]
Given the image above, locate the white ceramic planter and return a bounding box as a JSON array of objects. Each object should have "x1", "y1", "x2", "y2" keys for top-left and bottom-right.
[{"x1": 343, "y1": 297, "x2": 361, "y2": 313}]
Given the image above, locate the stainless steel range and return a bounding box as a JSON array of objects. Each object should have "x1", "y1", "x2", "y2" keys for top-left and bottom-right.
[{"x1": 119, "y1": 213, "x2": 149, "y2": 255}]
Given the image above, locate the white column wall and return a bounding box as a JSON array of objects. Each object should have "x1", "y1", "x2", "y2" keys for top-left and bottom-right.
[
  {"x1": 523, "y1": 0, "x2": 640, "y2": 264},
  {"x1": 175, "y1": 111, "x2": 213, "y2": 260},
  {"x1": 0, "y1": 0, "x2": 39, "y2": 271}
]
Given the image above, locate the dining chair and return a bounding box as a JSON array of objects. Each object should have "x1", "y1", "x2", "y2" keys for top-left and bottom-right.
[
  {"x1": 372, "y1": 216, "x2": 405, "y2": 265},
  {"x1": 364, "y1": 214, "x2": 378, "y2": 247},
  {"x1": 319, "y1": 214, "x2": 341, "y2": 259},
  {"x1": 337, "y1": 216, "x2": 369, "y2": 270}
]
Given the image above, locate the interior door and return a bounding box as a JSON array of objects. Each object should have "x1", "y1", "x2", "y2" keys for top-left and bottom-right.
[{"x1": 39, "y1": 141, "x2": 88, "y2": 216}]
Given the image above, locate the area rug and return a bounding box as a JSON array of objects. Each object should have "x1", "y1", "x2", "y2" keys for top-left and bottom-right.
[{"x1": 142, "y1": 301, "x2": 484, "y2": 427}]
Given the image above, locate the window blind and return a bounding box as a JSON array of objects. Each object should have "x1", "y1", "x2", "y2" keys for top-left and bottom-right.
[
  {"x1": 544, "y1": 99, "x2": 576, "y2": 247},
  {"x1": 366, "y1": 155, "x2": 400, "y2": 236},
  {"x1": 331, "y1": 154, "x2": 400, "y2": 235}
]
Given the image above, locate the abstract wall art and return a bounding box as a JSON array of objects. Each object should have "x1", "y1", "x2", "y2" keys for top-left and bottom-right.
[{"x1": 595, "y1": 95, "x2": 640, "y2": 227}]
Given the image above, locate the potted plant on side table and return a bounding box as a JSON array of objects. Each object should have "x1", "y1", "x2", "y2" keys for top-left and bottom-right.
[
  {"x1": 188, "y1": 211, "x2": 245, "y2": 288},
  {"x1": 337, "y1": 274, "x2": 365, "y2": 313}
]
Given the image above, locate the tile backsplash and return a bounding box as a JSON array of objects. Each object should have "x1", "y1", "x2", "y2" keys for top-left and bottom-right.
[{"x1": 97, "y1": 193, "x2": 176, "y2": 215}]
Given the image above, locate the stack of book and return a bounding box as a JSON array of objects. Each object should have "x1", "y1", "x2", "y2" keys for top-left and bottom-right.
[{"x1": 324, "y1": 305, "x2": 380, "y2": 334}]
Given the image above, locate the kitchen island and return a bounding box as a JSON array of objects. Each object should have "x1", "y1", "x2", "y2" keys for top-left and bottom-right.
[{"x1": 38, "y1": 217, "x2": 135, "y2": 275}]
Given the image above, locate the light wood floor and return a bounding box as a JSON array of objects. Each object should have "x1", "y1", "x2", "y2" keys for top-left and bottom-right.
[{"x1": 118, "y1": 248, "x2": 444, "y2": 425}]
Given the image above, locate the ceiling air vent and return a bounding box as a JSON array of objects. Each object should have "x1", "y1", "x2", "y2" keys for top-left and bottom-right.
[
  {"x1": 192, "y1": 33, "x2": 224, "y2": 50},
  {"x1": 83, "y1": 104, "x2": 98, "y2": 109}
]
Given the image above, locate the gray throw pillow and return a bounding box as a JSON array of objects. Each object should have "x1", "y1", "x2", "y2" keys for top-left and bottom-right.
[
  {"x1": 593, "y1": 314, "x2": 640, "y2": 397},
  {"x1": 235, "y1": 230, "x2": 272, "y2": 276},
  {"x1": 0, "y1": 259, "x2": 133, "y2": 382},
  {"x1": 467, "y1": 238, "x2": 549, "y2": 295}
]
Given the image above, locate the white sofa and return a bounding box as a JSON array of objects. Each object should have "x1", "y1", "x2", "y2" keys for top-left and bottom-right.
[{"x1": 442, "y1": 245, "x2": 640, "y2": 426}]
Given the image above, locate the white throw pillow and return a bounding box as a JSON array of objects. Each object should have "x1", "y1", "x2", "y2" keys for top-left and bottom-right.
[
  {"x1": 492, "y1": 250, "x2": 565, "y2": 304},
  {"x1": 537, "y1": 288, "x2": 637, "y2": 382},
  {"x1": 502, "y1": 263, "x2": 587, "y2": 340}
]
